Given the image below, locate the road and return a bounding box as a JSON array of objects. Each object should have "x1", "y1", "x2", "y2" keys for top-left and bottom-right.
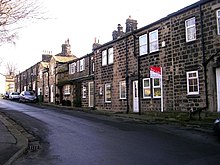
[{"x1": 0, "y1": 99, "x2": 220, "y2": 165}]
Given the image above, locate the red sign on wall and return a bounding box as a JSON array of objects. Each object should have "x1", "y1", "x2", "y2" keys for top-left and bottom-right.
[{"x1": 150, "y1": 66, "x2": 162, "y2": 78}]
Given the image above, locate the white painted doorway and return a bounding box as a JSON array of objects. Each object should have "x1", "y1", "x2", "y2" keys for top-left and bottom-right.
[
  {"x1": 88, "y1": 82, "x2": 94, "y2": 107},
  {"x1": 50, "y1": 85, "x2": 54, "y2": 103},
  {"x1": 133, "y1": 80, "x2": 139, "y2": 113},
  {"x1": 216, "y1": 68, "x2": 220, "y2": 112}
]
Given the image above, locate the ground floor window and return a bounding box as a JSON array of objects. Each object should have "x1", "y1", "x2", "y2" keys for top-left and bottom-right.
[
  {"x1": 64, "y1": 85, "x2": 70, "y2": 95},
  {"x1": 142, "y1": 78, "x2": 161, "y2": 99},
  {"x1": 119, "y1": 81, "x2": 126, "y2": 99},
  {"x1": 153, "y1": 78, "x2": 161, "y2": 98},
  {"x1": 143, "y1": 78, "x2": 151, "y2": 98},
  {"x1": 186, "y1": 70, "x2": 199, "y2": 95},
  {"x1": 82, "y1": 86, "x2": 86, "y2": 98},
  {"x1": 105, "y1": 83, "x2": 111, "y2": 103}
]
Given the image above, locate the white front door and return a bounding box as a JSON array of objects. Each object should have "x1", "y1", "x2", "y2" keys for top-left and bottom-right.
[
  {"x1": 50, "y1": 85, "x2": 54, "y2": 103},
  {"x1": 133, "y1": 81, "x2": 139, "y2": 113},
  {"x1": 88, "y1": 82, "x2": 94, "y2": 107},
  {"x1": 216, "y1": 68, "x2": 220, "y2": 112}
]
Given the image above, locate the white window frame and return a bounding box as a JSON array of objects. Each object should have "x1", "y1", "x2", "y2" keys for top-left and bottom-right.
[
  {"x1": 216, "y1": 9, "x2": 220, "y2": 35},
  {"x1": 64, "y1": 85, "x2": 70, "y2": 95},
  {"x1": 69, "y1": 62, "x2": 76, "y2": 74},
  {"x1": 186, "y1": 71, "x2": 199, "y2": 95},
  {"x1": 80, "y1": 59, "x2": 85, "y2": 72},
  {"x1": 108, "y1": 47, "x2": 114, "y2": 64},
  {"x1": 76, "y1": 60, "x2": 80, "y2": 72},
  {"x1": 45, "y1": 86, "x2": 49, "y2": 96},
  {"x1": 82, "y1": 86, "x2": 86, "y2": 98},
  {"x1": 153, "y1": 78, "x2": 161, "y2": 98},
  {"x1": 105, "y1": 83, "x2": 111, "y2": 103},
  {"x1": 102, "y1": 50, "x2": 107, "y2": 66},
  {"x1": 149, "y1": 30, "x2": 159, "y2": 53},
  {"x1": 119, "y1": 81, "x2": 126, "y2": 99},
  {"x1": 143, "y1": 78, "x2": 151, "y2": 99},
  {"x1": 139, "y1": 34, "x2": 148, "y2": 55},
  {"x1": 51, "y1": 65, "x2": 54, "y2": 75},
  {"x1": 39, "y1": 70, "x2": 42, "y2": 79},
  {"x1": 185, "y1": 17, "x2": 196, "y2": 42}
]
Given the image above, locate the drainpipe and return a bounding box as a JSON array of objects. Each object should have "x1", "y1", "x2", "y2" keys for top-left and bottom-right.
[
  {"x1": 48, "y1": 68, "x2": 50, "y2": 103},
  {"x1": 126, "y1": 36, "x2": 129, "y2": 114},
  {"x1": 132, "y1": 34, "x2": 141, "y2": 115},
  {"x1": 55, "y1": 63, "x2": 57, "y2": 104},
  {"x1": 200, "y1": 4, "x2": 208, "y2": 113}
]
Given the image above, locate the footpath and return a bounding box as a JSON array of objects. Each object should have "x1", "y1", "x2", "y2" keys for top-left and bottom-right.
[
  {"x1": 0, "y1": 102, "x2": 219, "y2": 164},
  {"x1": 0, "y1": 111, "x2": 28, "y2": 165}
]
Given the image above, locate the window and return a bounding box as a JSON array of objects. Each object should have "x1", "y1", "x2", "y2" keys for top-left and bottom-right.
[
  {"x1": 80, "y1": 59, "x2": 85, "y2": 71},
  {"x1": 45, "y1": 86, "x2": 49, "y2": 96},
  {"x1": 51, "y1": 65, "x2": 54, "y2": 75},
  {"x1": 39, "y1": 70, "x2": 42, "y2": 79},
  {"x1": 186, "y1": 71, "x2": 199, "y2": 95},
  {"x1": 153, "y1": 78, "x2": 161, "y2": 98},
  {"x1": 69, "y1": 62, "x2": 76, "y2": 74},
  {"x1": 82, "y1": 86, "x2": 86, "y2": 98},
  {"x1": 217, "y1": 10, "x2": 220, "y2": 35},
  {"x1": 102, "y1": 47, "x2": 114, "y2": 66},
  {"x1": 185, "y1": 17, "x2": 196, "y2": 42},
  {"x1": 108, "y1": 47, "x2": 114, "y2": 64},
  {"x1": 143, "y1": 78, "x2": 151, "y2": 98},
  {"x1": 102, "y1": 50, "x2": 107, "y2": 66},
  {"x1": 76, "y1": 61, "x2": 80, "y2": 72},
  {"x1": 64, "y1": 85, "x2": 70, "y2": 95},
  {"x1": 149, "y1": 30, "x2": 159, "y2": 53},
  {"x1": 119, "y1": 81, "x2": 126, "y2": 99},
  {"x1": 105, "y1": 83, "x2": 111, "y2": 103},
  {"x1": 139, "y1": 34, "x2": 148, "y2": 55}
]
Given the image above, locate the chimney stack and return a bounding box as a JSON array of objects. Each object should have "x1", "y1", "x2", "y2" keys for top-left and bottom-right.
[
  {"x1": 61, "y1": 39, "x2": 71, "y2": 56},
  {"x1": 125, "y1": 16, "x2": 138, "y2": 33},
  {"x1": 112, "y1": 24, "x2": 125, "y2": 40}
]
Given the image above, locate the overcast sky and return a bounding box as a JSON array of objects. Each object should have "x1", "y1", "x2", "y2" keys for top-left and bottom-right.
[{"x1": 0, "y1": 0, "x2": 198, "y2": 73}]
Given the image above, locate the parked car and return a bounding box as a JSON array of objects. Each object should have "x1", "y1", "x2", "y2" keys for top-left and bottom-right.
[
  {"x1": 9, "y1": 92, "x2": 20, "y2": 100},
  {"x1": 19, "y1": 91, "x2": 37, "y2": 103},
  {"x1": 214, "y1": 118, "x2": 220, "y2": 137},
  {"x1": 3, "y1": 92, "x2": 9, "y2": 99}
]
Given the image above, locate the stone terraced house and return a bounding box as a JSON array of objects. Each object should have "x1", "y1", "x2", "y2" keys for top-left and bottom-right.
[
  {"x1": 15, "y1": 0, "x2": 220, "y2": 114},
  {"x1": 93, "y1": 0, "x2": 220, "y2": 113}
]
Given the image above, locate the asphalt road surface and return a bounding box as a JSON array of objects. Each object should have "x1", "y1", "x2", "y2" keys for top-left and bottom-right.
[{"x1": 0, "y1": 99, "x2": 220, "y2": 165}]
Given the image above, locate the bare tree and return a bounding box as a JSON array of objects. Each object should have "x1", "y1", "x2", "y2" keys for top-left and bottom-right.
[
  {"x1": 5, "y1": 61, "x2": 17, "y2": 75},
  {"x1": 0, "y1": 0, "x2": 45, "y2": 44}
]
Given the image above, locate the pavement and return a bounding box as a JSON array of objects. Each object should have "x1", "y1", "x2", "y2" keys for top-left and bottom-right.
[
  {"x1": 0, "y1": 112, "x2": 28, "y2": 165},
  {"x1": 0, "y1": 102, "x2": 219, "y2": 164}
]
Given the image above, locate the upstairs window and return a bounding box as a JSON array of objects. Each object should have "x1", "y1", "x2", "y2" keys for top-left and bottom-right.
[
  {"x1": 185, "y1": 17, "x2": 196, "y2": 42},
  {"x1": 139, "y1": 34, "x2": 148, "y2": 55},
  {"x1": 69, "y1": 62, "x2": 76, "y2": 74},
  {"x1": 186, "y1": 71, "x2": 199, "y2": 95},
  {"x1": 51, "y1": 65, "x2": 54, "y2": 75},
  {"x1": 217, "y1": 10, "x2": 220, "y2": 35},
  {"x1": 102, "y1": 47, "x2": 114, "y2": 66},
  {"x1": 102, "y1": 50, "x2": 107, "y2": 66},
  {"x1": 149, "y1": 30, "x2": 159, "y2": 53},
  {"x1": 76, "y1": 60, "x2": 80, "y2": 72},
  {"x1": 108, "y1": 47, "x2": 114, "y2": 64},
  {"x1": 80, "y1": 59, "x2": 85, "y2": 72}
]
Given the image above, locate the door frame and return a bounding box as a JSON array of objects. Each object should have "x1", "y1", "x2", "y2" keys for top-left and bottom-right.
[
  {"x1": 216, "y1": 68, "x2": 220, "y2": 112},
  {"x1": 133, "y1": 80, "x2": 139, "y2": 113}
]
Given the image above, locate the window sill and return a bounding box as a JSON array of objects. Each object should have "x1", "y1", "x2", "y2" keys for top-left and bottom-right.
[{"x1": 187, "y1": 94, "x2": 200, "y2": 98}]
